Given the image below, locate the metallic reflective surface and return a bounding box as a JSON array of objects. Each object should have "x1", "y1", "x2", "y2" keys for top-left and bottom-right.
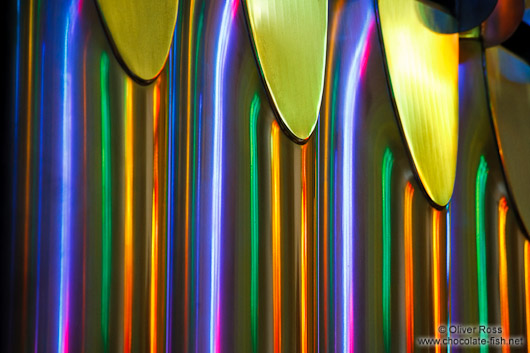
[
  {"x1": 95, "y1": 0, "x2": 178, "y2": 82},
  {"x1": 454, "y1": 39, "x2": 527, "y2": 347},
  {"x1": 482, "y1": 0, "x2": 525, "y2": 48},
  {"x1": 415, "y1": 0, "x2": 498, "y2": 33},
  {"x1": 243, "y1": 0, "x2": 328, "y2": 142},
  {"x1": 377, "y1": 0, "x2": 459, "y2": 206},
  {"x1": 486, "y1": 45, "x2": 530, "y2": 236},
  {"x1": 5, "y1": 0, "x2": 530, "y2": 352}
]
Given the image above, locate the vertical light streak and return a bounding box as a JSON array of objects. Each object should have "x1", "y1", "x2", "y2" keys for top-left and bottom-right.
[
  {"x1": 524, "y1": 240, "x2": 530, "y2": 353},
  {"x1": 165, "y1": 36, "x2": 176, "y2": 353},
  {"x1": 190, "y1": 9, "x2": 204, "y2": 352},
  {"x1": 23, "y1": 0, "x2": 35, "y2": 340},
  {"x1": 341, "y1": 16, "x2": 373, "y2": 352},
  {"x1": 476, "y1": 156, "x2": 489, "y2": 353},
  {"x1": 382, "y1": 148, "x2": 394, "y2": 353},
  {"x1": 123, "y1": 78, "x2": 133, "y2": 353},
  {"x1": 404, "y1": 183, "x2": 414, "y2": 353},
  {"x1": 151, "y1": 82, "x2": 161, "y2": 353},
  {"x1": 210, "y1": 1, "x2": 237, "y2": 352},
  {"x1": 315, "y1": 123, "x2": 320, "y2": 352},
  {"x1": 9, "y1": 0, "x2": 22, "y2": 345},
  {"x1": 184, "y1": 4, "x2": 197, "y2": 349},
  {"x1": 35, "y1": 43, "x2": 45, "y2": 353},
  {"x1": 100, "y1": 52, "x2": 112, "y2": 353},
  {"x1": 322, "y1": 3, "x2": 346, "y2": 345},
  {"x1": 271, "y1": 121, "x2": 282, "y2": 353},
  {"x1": 446, "y1": 205, "x2": 451, "y2": 353},
  {"x1": 249, "y1": 93, "x2": 261, "y2": 353},
  {"x1": 301, "y1": 144, "x2": 308, "y2": 353},
  {"x1": 81, "y1": 31, "x2": 90, "y2": 353},
  {"x1": 498, "y1": 197, "x2": 510, "y2": 353},
  {"x1": 432, "y1": 210, "x2": 441, "y2": 353},
  {"x1": 194, "y1": 93, "x2": 204, "y2": 352},
  {"x1": 58, "y1": 4, "x2": 79, "y2": 350},
  {"x1": 58, "y1": 15, "x2": 70, "y2": 353}
]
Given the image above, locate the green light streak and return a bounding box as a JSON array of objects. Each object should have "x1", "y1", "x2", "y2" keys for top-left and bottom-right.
[
  {"x1": 190, "y1": 5, "x2": 204, "y2": 344},
  {"x1": 382, "y1": 148, "x2": 394, "y2": 353},
  {"x1": 328, "y1": 68, "x2": 339, "y2": 341},
  {"x1": 476, "y1": 156, "x2": 489, "y2": 353},
  {"x1": 100, "y1": 52, "x2": 111, "y2": 353},
  {"x1": 249, "y1": 93, "x2": 261, "y2": 353}
]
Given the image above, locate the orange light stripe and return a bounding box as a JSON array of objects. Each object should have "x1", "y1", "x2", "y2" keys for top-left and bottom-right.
[
  {"x1": 432, "y1": 209, "x2": 441, "y2": 353},
  {"x1": 524, "y1": 241, "x2": 530, "y2": 353},
  {"x1": 160, "y1": 78, "x2": 168, "y2": 351},
  {"x1": 22, "y1": 0, "x2": 35, "y2": 342},
  {"x1": 123, "y1": 78, "x2": 134, "y2": 353},
  {"x1": 271, "y1": 121, "x2": 281, "y2": 353},
  {"x1": 322, "y1": 2, "x2": 346, "y2": 346},
  {"x1": 301, "y1": 144, "x2": 308, "y2": 353},
  {"x1": 404, "y1": 183, "x2": 414, "y2": 353},
  {"x1": 498, "y1": 197, "x2": 510, "y2": 353},
  {"x1": 150, "y1": 82, "x2": 161, "y2": 353},
  {"x1": 184, "y1": 3, "x2": 196, "y2": 349}
]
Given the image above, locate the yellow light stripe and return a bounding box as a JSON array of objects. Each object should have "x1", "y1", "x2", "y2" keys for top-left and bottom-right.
[
  {"x1": 432, "y1": 209, "x2": 441, "y2": 353},
  {"x1": 22, "y1": 1, "x2": 35, "y2": 343},
  {"x1": 300, "y1": 144, "x2": 308, "y2": 353},
  {"x1": 123, "y1": 78, "x2": 134, "y2": 353},
  {"x1": 184, "y1": 4, "x2": 196, "y2": 349},
  {"x1": 404, "y1": 183, "x2": 414, "y2": 353},
  {"x1": 524, "y1": 241, "x2": 530, "y2": 353},
  {"x1": 150, "y1": 82, "x2": 161, "y2": 353},
  {"x1": 498, "y1": 197, "x2": 510, "y2": 353},
  {"x1": 271, "y1": 121, "x2": 281, "y2": 353}
]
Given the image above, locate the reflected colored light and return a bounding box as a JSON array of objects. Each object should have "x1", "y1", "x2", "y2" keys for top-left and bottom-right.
[
  {"x1": 184, "y1": 4, "x2": 196, "y2": 347},
  {"x1": 524, "y1": 241, "x2": 530, "y2": 353},
  {"x1": 81, "y1": 29, "x2": 91, "y2": 353},
  {"x1": 382, "y1": 148, "x2": 394, "y2": 353},
  {"x1": 322, "y1": 0, "x2": 344, "y2": 256},
  {"x1": 476, "y1": 156, "x2": 489, "y2": 352},
  {"x1": 321, "y1": 2, "x2": 346, "y2": 344},
  {"x1": 432, "y1": 209, "x2": 441, "y2": 353},
  {"x1": 244, "y1": 0, "x2": 328, "y2": 141},
  {"x1": 165, "y1": 31, "x2": 178, "y2": 353},
  {"x1": 378, "y1": 0, "x2": 458, "y2": 206},
  {"x1": 249, "y1": 93, "x2": 260, "y2": 353},
  {"x1": 123, "y1": 78, "x2": 133, "y2": 353},
  {"x1": 446, "y1": 205, "x2": 451, "y2": 353},
  {"x1": 150, "y1": 82, "x2": 160, "y2": 353},
  {"x1": 486, "y1": 45, "x2": 530, "y2": 241},
  {"x1": 316, "y1": 120, "x2": 321, "y2": 352},
  {"x1": 9, "y1": 0, "x2": 21, "y2": 345},
  {"x1": 498, "y1": 197, "x2": 510, "y2": 353},
  {"x1": 341, "y1": 16, "x2": 374, "y2": 352},
  {"x1": 194, "y1": 93, "x2": 204, "y2": 352},
  {"x1": 189, "y1": 8, "x2": 204, "y2": 353},
  {"x1": 35, "y1": 42, "x2": 45, "y2": 353},
  {"x1": 271, "y1": 120, "x2": 281, "y2": 353},
  {"x1": 210, "y1": 1, "x2": 238, "y2": 351},
  {"x1": 100, "y1": 51, "x2": 112, "y2": 353},
  {"x1": 23, "y1": 0, "x2": 35, "y2": 341},
  {"x1": 404, "y1": 183, "x2": 414, "y2": 353},
  {"x1": 58, "y1": 5, "x2": 79, "y2": 351},
  {"x1": 301, "y1": 144, "x2": 308, "y2": 353}
]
